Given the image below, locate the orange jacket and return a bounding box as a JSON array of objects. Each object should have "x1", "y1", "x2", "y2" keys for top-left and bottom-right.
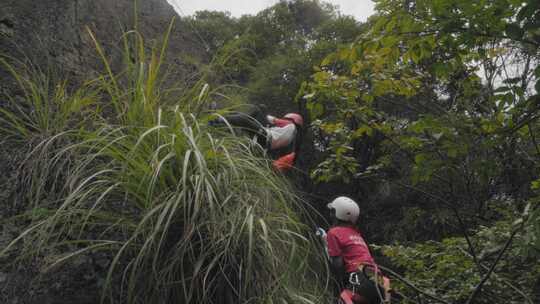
[{"x1": 272, "y1": 152, "x2": 296, "y2": 172}]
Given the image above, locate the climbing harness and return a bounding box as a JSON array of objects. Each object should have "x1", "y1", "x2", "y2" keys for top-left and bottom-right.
[{"x1": 348, "y1": 265, "x2": 384, "y2": 300}]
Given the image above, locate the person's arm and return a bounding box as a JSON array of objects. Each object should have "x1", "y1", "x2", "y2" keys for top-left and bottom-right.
[
  {"x1": 266, "y1": 115, "x2": 276, "y2": 125},
  {"x1": 330, "y1": 256, "x2": 346, "y2": 275},
  {"x1": 267, "y1": 115, "x2": 293, "y2": 127},
  {"x1": 327, "y1": 231, "x2": 346, "y2": 277}
]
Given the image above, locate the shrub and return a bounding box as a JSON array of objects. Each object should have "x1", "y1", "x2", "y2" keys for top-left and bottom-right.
[{"x1": 1, "y1": 21, "x2": 329, "y2": 304}]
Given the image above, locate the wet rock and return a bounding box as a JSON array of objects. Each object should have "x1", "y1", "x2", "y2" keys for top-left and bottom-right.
[
  {"x1": 0, "y1": 272, "x2": 7, "y2": 283},
  {"x1": 0, "y1": 0, "x2": 192, "y2": 95},
  {"x1": 0, "y1": 1, "x2": 205, "y2": 303},
  {"x1": 0, "y1": 15, "x2": 15, "y2": 37}
]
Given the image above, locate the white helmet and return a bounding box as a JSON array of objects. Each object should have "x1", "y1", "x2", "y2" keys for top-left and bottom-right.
[{"x1": 327, "y1": 196, "x2": 360, "y2": 224}]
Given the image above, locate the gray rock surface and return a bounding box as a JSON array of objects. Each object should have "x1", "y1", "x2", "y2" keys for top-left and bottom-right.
[
  {"x1": 0, "y1": 0, "x2": 200, "y2": 90},
  {"x1": 0, "y1": 1, "x2": 204, "y2": 303}
]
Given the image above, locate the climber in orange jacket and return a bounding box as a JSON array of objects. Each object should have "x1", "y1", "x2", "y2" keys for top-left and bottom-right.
[
  {"x1": 265, "y1": 113, "x2": 303, "y2": 172},
  {"x1": 210, "y1": 108, "x2": 303, "y2": 172}
]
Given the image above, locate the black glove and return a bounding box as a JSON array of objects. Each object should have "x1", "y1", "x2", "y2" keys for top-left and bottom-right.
[{"x1": 208, "y1": 117, "x2": 224, "y2": 126}]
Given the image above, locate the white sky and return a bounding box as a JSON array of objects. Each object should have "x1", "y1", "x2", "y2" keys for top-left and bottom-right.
[{"x1": 166, "y1": 0, "x2": 375, "y2": 22}]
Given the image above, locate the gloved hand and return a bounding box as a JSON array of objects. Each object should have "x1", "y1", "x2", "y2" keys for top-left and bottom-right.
[
  {"x1": 315, "y1": 227, "x2": 327, "y2": 238},
  {"x1": 266, "y1": 115, "x2": 276, "y2": 124},
  {"x1": 208, "y1": 117, "x2": 224, "y2": 126},
  {"x1": 316, "y1": 227, "x2": 329, "y2": 260}
]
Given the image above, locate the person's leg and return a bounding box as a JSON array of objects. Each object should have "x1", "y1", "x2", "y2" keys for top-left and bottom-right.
[
  {"x1": 209, "y1": 105, "x2": 269, "y2": 147},
  {"x1": 222, "y1": 113, "x2": 267, "y2": 147},
  {"x1": 221, "y1": 112, "x2": 262, "y2": 133},
  {"x1": 355, "y1": 278, "x2": 385, "y2": 304},
  {"x1": 212, "y1": 103, "x2": 264, "y2": 129}
]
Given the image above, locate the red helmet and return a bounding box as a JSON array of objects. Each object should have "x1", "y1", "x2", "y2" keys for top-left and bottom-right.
[{"x1": 283, "y1": 113, "x2": 303, "y2": 126}]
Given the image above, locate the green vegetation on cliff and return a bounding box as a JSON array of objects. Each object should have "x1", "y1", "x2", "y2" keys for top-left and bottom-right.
[{"x1": 0, "y1": 18, "x2": 328, "y2": 304}]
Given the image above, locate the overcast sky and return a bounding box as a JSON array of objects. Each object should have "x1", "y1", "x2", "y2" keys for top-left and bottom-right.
[{"x1": 166, "y1": 0, "x2": 375, "y2": 22}]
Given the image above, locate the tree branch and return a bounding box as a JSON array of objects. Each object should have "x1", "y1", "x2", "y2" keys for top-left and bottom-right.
[
  {"x1": 395, "y1": 182, "x2": 479, "y2": 263},
  {"x1": 458, "y1": 247, "x2": 534, "y2": 304},
  {"x1": 465, "y1": 226, "x2": 522, "y2": 304},
  {"x1": 528, "y1": 122, "x2": 540, "y2": 158},
  {"x1": 377, "y1": 265, "x2": 451, "y2": 304}
]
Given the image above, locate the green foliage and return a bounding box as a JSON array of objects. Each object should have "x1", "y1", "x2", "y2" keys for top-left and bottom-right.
[
  {"x1": 0, "y1": 21, "x2": 330, "y2": 304},
  {"x1": 0, "y1": 59, "x2": 97, "y2": 141},
  {"x1": 381, "y1": 205, "x2": 539, "y2": 303},
  {"x1": 5, "y1": 115, "x2": 325, "y2": 304},
  {"x1": 185, "y1": 11, "x2": 240, "y2": 53},
  {"x1": 0, "y1": 7, "x2": 369, "y2": 302},
  {"x1": 383, "y1": 239, "x2": 480, "y2": 302},
  {"x1": 524, "y1": 195, "x2": 540, "y2": 254},
  {"x1": 193, "y1": 0, "x2": 364, "y2": 112},
  {"x1": 299, "y1": 1, "x2": 540, "y2": 301},
  {"x1": 303, "y1": 0, "x2": 540, "y2": 184}
]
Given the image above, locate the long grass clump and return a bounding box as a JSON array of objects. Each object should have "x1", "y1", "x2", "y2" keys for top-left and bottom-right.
[{"x1": 0, "y1": 20, "x2": 329, "y2": 303}]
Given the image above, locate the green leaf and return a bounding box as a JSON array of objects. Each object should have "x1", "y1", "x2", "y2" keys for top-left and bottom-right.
[
  {"x1": 338, "y1": 47, "x2": 351, "y2": 60},
  {"x1": 381, "y1": 35, "x2": 399, "y2": 47},
  {"x1": 303, "y1": 92, "x2": 315, "y2": 99},
  {"x1": 313, "y1": 71, "x2": 330, "y2": 83},
  {"x1": 494, "y1": 86, "x2": 511, "y2": 94},
  {"x1": 352, "y1": 125, "x2": 373, "y2": 138},
  {"x1": 362, "y1": 94, "x2": 374, "y2": 103},
  {"x1": 321, "y1": 54, "x2": 336, "y2": 66},
  {"x1": 432, "y1": 132, "x2": 443, "y2": 140},
  {"x1": 402, "y1": 136, "x2": 423, "y2": 149},
  {"x1": 307, "y1": 101, "x2": 324, "y2": 118},
  {"x1": 415, "y1": 153, "x2": 427, "y2": 164},
  {"x1": 385, "y1": 17, "x2": 397, "y2": 32},
  {"x1": 410, "y1": 45, "x2": 422, "y2": 63},
  {"x1": 447, "y1": 147, "x2": 458, "y2": 158},
  {"x1": 433, "y1": 62, "x2": 449, "y2": 78}
]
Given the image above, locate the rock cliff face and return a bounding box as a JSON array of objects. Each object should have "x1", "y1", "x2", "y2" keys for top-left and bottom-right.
[
  {"x1": 0, "y1": 1, "x2": 197, "y2": 303},
  {"x1": 0, "y1": 0, "x2": 193, "y2": 88}
]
